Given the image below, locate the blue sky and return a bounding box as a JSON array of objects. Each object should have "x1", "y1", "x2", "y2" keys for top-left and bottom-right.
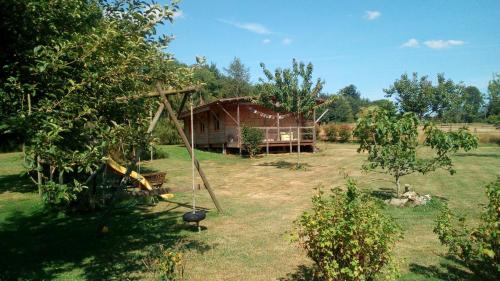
[{"x1": 159, "y1": 0, "x2": 500, "y2": 100}]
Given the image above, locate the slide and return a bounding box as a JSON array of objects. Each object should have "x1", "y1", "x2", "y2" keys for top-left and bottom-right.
[{"x1": 105, "y1": 158, "x2": 153, "y2": 190}]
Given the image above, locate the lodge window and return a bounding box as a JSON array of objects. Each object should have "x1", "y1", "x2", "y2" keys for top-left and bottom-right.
[
  {"x1": 200, "y1": 122, "x2": 205, "y2": 133},
  {"x1": 213, "y1": 114, "x2": 220, "y2": 131}
]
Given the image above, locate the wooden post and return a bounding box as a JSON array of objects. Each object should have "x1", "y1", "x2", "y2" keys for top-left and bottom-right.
[
  {"x1": 266, "y1": 128, "x2": 269, "y2": 155},
  {"x1": 237, "y1": 102, "x2": 241, "y2": 155},
  {"x1": 147, "y1": 103, "x2": 165, "y2": 161},
  {"x1": 277, "y1": 113, "x2": 280, "y2": 141},
  {"x1": 289, "y1": 127, "x2": 292, "y2": 154},
  {"x1": 157, "y1": 85, "x2": 223, "y2": 213},
  {"x1": 313, "y1": 109, "x2": 316, "y2": 153}
]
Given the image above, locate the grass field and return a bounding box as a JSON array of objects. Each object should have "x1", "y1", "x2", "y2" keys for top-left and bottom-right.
[{"x1": 1, "y1": 143, "x2": 499, "y2": 280}]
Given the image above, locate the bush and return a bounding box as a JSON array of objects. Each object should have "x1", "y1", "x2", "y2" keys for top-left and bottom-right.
[
  {"x1": 325, "y1": 124, "x2": 338, "y2": 142},
  {"x1": 434, "y1": 177, "x2": 500, "y2": 280},
  {"x1": 143, "y1": 244, "x2": 184, "y2": 280},
  {"x1": 153, "y1": 118, "x2": 182, "y2": 145},
  {"x1": 295, "y1": 179, "x2": 402, "y2": 281},
  {"x1": 338, "y1": 125, "x2": 352, "y2": 142},
  {"x1": 241, "y1": 126, "x2": 264, "y2": 158}
]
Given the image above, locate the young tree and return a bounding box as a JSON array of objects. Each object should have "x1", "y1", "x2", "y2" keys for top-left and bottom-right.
[
  {"x1": 354, "y1": 108, "x2": 478, "y2": 197},
  {"x1": 258, "y1": 59, "x2": 324, "y2": 167}
]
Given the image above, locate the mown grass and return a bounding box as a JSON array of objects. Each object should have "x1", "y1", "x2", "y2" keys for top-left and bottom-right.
[{"x1": 0, "y1": 143, "x2": 499, "y2": 280}]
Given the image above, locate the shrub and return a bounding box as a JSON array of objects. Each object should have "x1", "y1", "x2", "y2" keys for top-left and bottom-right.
[
  {"x1": 338, "y1": 125, "x2": 352, "y2": 142},
  {"x1": 143, "y1": 244, "x2": 184, "y2": 280},
  {"x1": 241, "y1": 126, "x2": 264, "y2": 158},
  {"x1": 295, "y1": 179, "x2": 402, "y2": 281},
  {"x1": 325, "y1": 124, "x2": 338, "y2": 142},
  {"x1": 434, "y1": 177, "x2": 500, "y2": 280}
]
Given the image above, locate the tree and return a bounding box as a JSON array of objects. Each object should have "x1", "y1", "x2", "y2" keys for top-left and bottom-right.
[
  {"x1": 371, "y1": 99, "x2": 397, "y2": 115},
  {"x1": 462, "y1": 86, "x2": 484, "y2": 123},
  {"x1": 222, "y1": 57, "x2": 253, "y2": 97},
  {"x1": 326, "y1": 96, "x2": 354, "y2": 122},
  {"x1": 241, "y1": 126, "x2": 264, "y2": 158},
  {"x1": 486, "y1": 74, "x2": 500, "y2": 117},
  {"x1": 295, "y1": 179, "x2": 402, "y2": 280},
  {"x1": 258, "y1": 59, "x2": 324, "y2": 167},
  {"x1": 354, "y1": 108, "x2": 478, "y2": 197},
  {"x1": 435, "y1": 177, "x2": 500, "y2": 280},
  {"x1": 384, "y1": 73, "x2": 434, "y2": 118},
  {"x1": 339, "y1": 84, "x2": 370, "y2": 118},
  {"x1": 0, "y1": 0, "x2": 191, "y2": 208}
]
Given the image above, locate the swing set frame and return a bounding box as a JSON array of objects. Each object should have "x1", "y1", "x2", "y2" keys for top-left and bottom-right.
[{"x1": 137, "y1": 83, "x2": 223, "y2": 213}]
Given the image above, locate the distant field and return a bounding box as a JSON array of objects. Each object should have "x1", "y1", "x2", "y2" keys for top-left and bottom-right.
[
  {"x1": 318, "y1": 123, "x2": 500, "y2": 144},
  {"x1": 0, "y1": 143, "x2": 499, "y2": 280}
]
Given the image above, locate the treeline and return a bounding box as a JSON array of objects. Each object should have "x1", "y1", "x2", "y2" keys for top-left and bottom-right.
[{"x1": 187, "y1": 59, "x2": 500, "y2": 125}]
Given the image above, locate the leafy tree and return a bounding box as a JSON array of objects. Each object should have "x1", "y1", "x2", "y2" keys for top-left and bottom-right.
[
  {"x1": 294, "y1": 179, "x2": 402, "y2": 280},
  {"x1": 487, "y1": 74, "x2": 500, "y2": 118},
  {"x1": 0, "y1": 0, "x2": 192, "y2": 207},
  {"x1": 339, "y1": 84, "x2": 370, "y2": 118},
  {"x1": 327, "y1": 96, "x2": 354, "y2": 122},
  {"x1": 354, "y1": 108, "x2": 478, "y2": 197},
  {"x1": 371, "y1": 99, "x2": 397, "y2": 115},
  {"x1": 434, "y1": 177, "x2": 499, "y2": 280},
  {"x1": 222, "y1": 57, "x2": 253, "y2": 97},
  {"x1": 384, "y1": 73, "x2": 434, "y2": 118},
  {"x1": 241, "y1": 126, "x2": 264, "y2": 158},
  {"x1": 462, "y1": 86, "x2": 484, "y2": 123},
  {"x1": 258, "y1": 59, "x2": 324, "y2": 167}
]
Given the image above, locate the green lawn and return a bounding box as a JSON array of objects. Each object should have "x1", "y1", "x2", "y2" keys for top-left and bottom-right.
[{"x1": 0, "y1": 143, "x2": 499, "y2": 280}]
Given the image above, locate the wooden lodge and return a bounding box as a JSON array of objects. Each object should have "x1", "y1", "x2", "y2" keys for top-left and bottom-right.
[{"x1": 179, "y1": 97, "x2": 317, "y2": 154}]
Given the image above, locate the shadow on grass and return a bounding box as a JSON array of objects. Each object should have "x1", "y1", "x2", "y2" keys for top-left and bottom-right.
[
  {"x1": 0, "y1": 173, "x2": 36, "y2": 194},
  {"x1": 409, "y1": 255, "x2": 491, "y2": 281},
  {"x1": 454, "y1": 152, "x2": 500, "y2": 158},
  {"x1": 0, "y1": 202, "x2": 211, "y2": 280},
  {"x1": 257, "y1": 161, "x2": 311, "y2": 169},
  {"x1": 278, "y1": 265, "x2": 320, "y2": 281}
]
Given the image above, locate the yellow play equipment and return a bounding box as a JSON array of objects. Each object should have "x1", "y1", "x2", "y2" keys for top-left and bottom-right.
[{"x1": 105, "y1": 157, "x2": 173, "y2": 199}]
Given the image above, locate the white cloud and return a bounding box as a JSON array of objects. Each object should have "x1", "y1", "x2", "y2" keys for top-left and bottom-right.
[
  {"x1": 364, "y1": 10, "x2": 381, "y2": 20},
  {"x1": 172, "y1": 10, "x2": 184, "y2": 19},
  {"x1": 401, "y1": 38, "x2": 419, "y2": 48},
  {"x1": 423, "y1": 39, "x2": 465, "y2": 49},
  {"x1": 282, "y1": 37, "x2": 292, "y2": 45},
  {"x1": 219, "y1": 19, "x2": 271, "y2": 34},
  {"x1": 262, "y1": 38, "x2": 271, "y2": 44}
]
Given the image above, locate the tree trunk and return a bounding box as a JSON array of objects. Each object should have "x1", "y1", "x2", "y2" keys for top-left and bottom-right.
[
  {"x1": 395, "y1": 175, "x2": 401, "y2": 198},
  {"x1": 296, "y1": 117, "x2": 301, "y2": 167}
]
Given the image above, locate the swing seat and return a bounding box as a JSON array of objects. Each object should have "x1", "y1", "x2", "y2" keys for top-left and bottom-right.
[
  {"x1": 160, "y1": 193, "x2": 174, "y2": 200},
  {"x1": 183, "y1": 210, "x2": 206, "y2": 224}
]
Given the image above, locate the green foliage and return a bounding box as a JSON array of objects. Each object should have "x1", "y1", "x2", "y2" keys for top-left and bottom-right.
[
  {"x1": 295, "y1": 179, "x2": 402, "y2": 281},
  {"x1": 143, "y1": 244, "x2": 184, "y2": 281},
  {"x1": 325, "y1": 124, "x2": 338, "y2": 142},
  {"x1": 384, "y1": 73, "x2": 469, "y2": 121},
  {"x1": 153, "y1": 117, "x2": 182, "y2": 145},
  {"x1": 338, "y1": 125, "x2": 353, "y2": 143},
  {"x1": 241, "y1": 126, "x2": 264, "y2": 158},
  {"x1": 0, "y1": 0, "x2": 194, "y2": 208},
  {"x1": 258, "y1": 59, "x2": 323, "y2": 118},
  {"x1": 354, "y1": 108, "x2": 478, "y2": 196},
  {"x1": 41, "y1": 180, "x2": 85, "y2": 209},
  {"x1": 487, "y1": 74, "x2": 500, "y2": 117},
  {"x1": 434, "y1": 177, "x2": 500, "y2": 280}
]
